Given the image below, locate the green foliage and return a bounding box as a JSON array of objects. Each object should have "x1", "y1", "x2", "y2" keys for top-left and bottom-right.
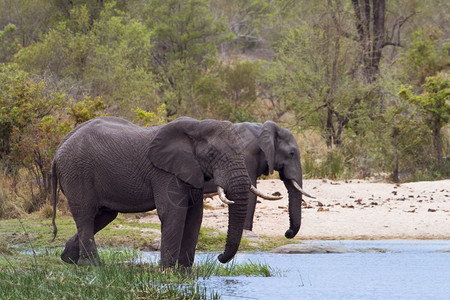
[
  {"x1": 0, "y1": 63, "x2": 113, "y2": 213},
  {"x1": 145, "y1": 0, "x2": 232, "y2": 117},
  {"x1": 399, "y1": 73, "x2": 450, "y2": 127},
  {"x1": 68, "y1": 96, "x2": 106, "y2": 126},
  {"x1": 87, "y1": 2, "x2": 159, "y2": 113},
  {"x1": 0, "y1": 0, "x2": 56, "y2": 49},
  {"x1": 0, "y1": 24, "x2": 19, "y2": 62},
  {"x1": 0, "y1": 0, "x2": 449, "y2": 219},
  {"x1": 0, "y1": 64, "x2": 69, "y2": 211},
  {"x1": 199, "y1": 61, "x2": 260, "y2": 122},
  {"x1": 272, "y1": 20, "x2": 369, "y2": 147},
  {"x1": 222, "y1": 61, "x2": 259, "y2": 118},
  {"x1": 302, "y1": 149, "x2": 346, "y2": 180},
  {"x1": 398, "y1": 73, "x2": 450, "y2": 171},
  {"x1": 400, "y1": 27, "x2": 450, "y2": 86},
  {"x1": 14, "y1": 2, "x2": 159, "y2": 116},
  {"x1": 210, "y1": 0, "x2": 298, "y2": 54},
  {"x1": 134, "y1": 103, "x2": 168, "y2": 126},
  {"x1": 0, "y1": 64, "x2": 65, "y2": 162},
  {"x1": 146, "y1": 0, "x2": 230, "y2": 63}
]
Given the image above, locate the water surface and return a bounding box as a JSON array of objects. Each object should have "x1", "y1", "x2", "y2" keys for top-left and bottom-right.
[{"x1": 142, "y1": 240, "x2": 450, "y2": 300}]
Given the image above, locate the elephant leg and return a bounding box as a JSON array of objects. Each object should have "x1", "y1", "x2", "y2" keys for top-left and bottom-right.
[
  {"x1": 94, "y1": 210, "x2": 118, "y2": 232},
  {"x1": 68, "y1": 201, "x2": 100, "y2": 266},
  {"x1": 244, "y1": 176, "x2": 258, "y2": 231},
  {"x1": 61, "y1": 234, "x2": 79, "y2": 264},
  {"x1": 61, "y1": 210, "x2": 118, "y2": 265},
  {"x1": 178, "y1": 194, "x2": 203, "y2": 268},
  {"x1": 154, "y1": 173, "x2": 194, "y2": 268},
  {"x1": 158, "y1": 207, "x2": 187, "y2": 268}
]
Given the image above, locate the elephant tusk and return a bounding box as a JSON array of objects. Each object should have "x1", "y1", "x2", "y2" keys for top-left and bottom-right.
[
  {"x1": 217, "y1": 187, "x2": 235, "y2": 205},
  {"x1": 250, "y1": 185, "x2": 283, "y2": 200},
  {"x1": 291, "y1": 180, "x2": 316, "y2": 199}
]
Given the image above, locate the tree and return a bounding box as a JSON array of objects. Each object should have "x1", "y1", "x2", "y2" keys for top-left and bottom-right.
[
  {"x1": 14, "y1": 3, "x2": 158, "y2": 117},
  {"x1": 378, "y1": 91, "x2": 431, "y2": 182},
  {"x1": 144, "y1": 0, "x2": 231, "y2": 117},
  {"x1": 0, "y1": 24, "x2": 19, "y2": 63},
  {"x1": 0, "y1": 0, "x2": 56, "y2": 47},
  {"x1": 347, "y1": 0, "x2": 416, "y2": 83},
  {"x1": 399, "y1": 73, "x2": 450, "y2": 166},
  {"x1": 271, "y1": 15, "x2": 366, "y2": 148},
  {"x1": 400, "y1": 27, "x2": 450, "y2": 87},
  {"x1": 0, "y1": 64, "x2": 59, "y2": 162},
  {"x1": 0, "y1": 64, "x2": 69, "y2": 210}
]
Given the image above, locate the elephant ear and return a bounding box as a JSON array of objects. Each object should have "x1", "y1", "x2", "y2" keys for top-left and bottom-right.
[
  {"x1": 258, "y1": 121, "x2": 279, "y2": 175},
  {"x1": 148, "y1": 118, "x2": 204, "y2": 189}
]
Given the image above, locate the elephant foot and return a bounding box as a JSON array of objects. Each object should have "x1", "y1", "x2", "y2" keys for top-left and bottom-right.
[
  {"x1": 77, "y1": 255, "x2": 101, "y2": 266},
  {"x1": 61, "y1": 246, "x2": 79, "y2": 264}
]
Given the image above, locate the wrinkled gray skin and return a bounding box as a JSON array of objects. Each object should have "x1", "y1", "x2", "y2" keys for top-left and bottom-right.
[
  {"x1": 204, "y1": 121, "x2": 303, "y2": 238},
  {"x1": 52, "y1": 116, "x2": 250, "y2": 268}
]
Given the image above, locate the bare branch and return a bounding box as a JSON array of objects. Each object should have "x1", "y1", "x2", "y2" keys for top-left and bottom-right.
[
  {"x1": 327, "y1": 0, "x2": 357, "y2": 41},
  {"x1": 398, "y1": 12, "x2": 416, "y2": 28},
  {"x1": 351, "y1": 0, "x2": 364, "y2": 42}
]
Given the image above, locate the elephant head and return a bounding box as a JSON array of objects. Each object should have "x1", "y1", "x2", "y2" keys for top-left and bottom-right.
[
  {"x1": 148, "y1": 117, "x2": 252, "y2": 263},
  {"x1": 258, "y1": 121, "x2": 314, "y2": 239}
]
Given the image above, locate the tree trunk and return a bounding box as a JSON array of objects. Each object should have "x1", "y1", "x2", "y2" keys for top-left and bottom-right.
[
  {"x1": 371, "y1": 0, "x2": 385, "y2": 81},
  {"x1": 392, "y1": 129, "x2": 399, "y2": 183},
  {"x1": 325, "y1": 106, "x2": 334, "y2": 148},
  {"x1": 351, "y1": 0, "x2": 386, "y2": 83},
  {"x1": 433, "y1": 119, "x2": 443, "y2": 166}
]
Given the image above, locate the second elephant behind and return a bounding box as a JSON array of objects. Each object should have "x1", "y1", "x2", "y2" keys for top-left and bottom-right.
[{"x1": 204, "y1": 121, "x2": 313, "y2": 238}]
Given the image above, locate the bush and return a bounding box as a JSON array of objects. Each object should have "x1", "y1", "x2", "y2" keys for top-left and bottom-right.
[{"x1": 302, "y1": 149, "x2": 347, "y2": 180}]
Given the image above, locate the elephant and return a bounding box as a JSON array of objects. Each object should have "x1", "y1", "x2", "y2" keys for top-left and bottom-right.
[
  {"x1": 51, "y1": 116, "x2": 275, "y2": 268},
  {"x1": 204, "y1": 121, "x2": 314, "y2": 238}
]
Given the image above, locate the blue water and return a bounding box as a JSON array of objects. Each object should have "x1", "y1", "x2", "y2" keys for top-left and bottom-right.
[{"x1": 141, "y1": 240, "x2": 450, "y2": 300}]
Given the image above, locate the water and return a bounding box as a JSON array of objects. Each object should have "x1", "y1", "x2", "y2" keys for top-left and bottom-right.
[{"x1": 141, "y1": 240, "x2": 450, "y2": 300}]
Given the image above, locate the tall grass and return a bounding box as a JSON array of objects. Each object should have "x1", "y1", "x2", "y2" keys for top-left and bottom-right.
[
  {"x1": 188, "y1": 255, "x2": 280, "y2": 278},
  {"x1": 0, "y1": 173, "x2": 21, "y2": 219},
  {"x1": 0, "y1": 249, "x2": 216, "y2": 299},
  {"x1": 0, "y1": 247, "x2": 279, "y2": 299}
]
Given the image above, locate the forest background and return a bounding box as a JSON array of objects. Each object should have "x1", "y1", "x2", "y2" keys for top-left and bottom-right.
[{"x1": 0, "y1": 0, "x2": 449, "y2": 218}]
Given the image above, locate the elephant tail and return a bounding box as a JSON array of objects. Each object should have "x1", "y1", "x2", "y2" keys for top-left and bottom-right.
[{"x1": 51, "y1": 160, "x2": 58, "y2": 242}]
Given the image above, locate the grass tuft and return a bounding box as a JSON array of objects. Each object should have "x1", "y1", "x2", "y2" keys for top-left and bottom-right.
[
  {"x1": 0, "y1": 248, "x2": 280, "y2": 299},
  {"x1": 191, "y1": 255, "x2": 280, "y2": 278}
]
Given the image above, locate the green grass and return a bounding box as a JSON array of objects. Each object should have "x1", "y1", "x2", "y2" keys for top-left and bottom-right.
[
  {"x1": 0, "y1": 213, "x2": 163, "y2": 252},
  {"x1": 0, "y1": 250, "x2": 218, "y2": 299},
  {"x1": 0, "y1": 212, "x2": 287, "y2": 299},
  {"x1": 0, "y1": 247, "x2": 280, "y2": 299},
  {"x1": 191, "y1": 256, "x2": 280, "y2": 277},
  {"x1": 0, "y1": 212, "x2": 298, "y2": 254}
]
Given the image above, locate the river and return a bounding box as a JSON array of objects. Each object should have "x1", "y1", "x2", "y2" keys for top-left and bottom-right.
[{"x1": 141, "y1": 240, "x2": 450, "y2": 300}]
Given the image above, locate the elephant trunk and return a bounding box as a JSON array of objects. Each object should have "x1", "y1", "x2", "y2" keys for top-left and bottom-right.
[
  {"x1": 217, "y1": 172, "x2": 250, "y2": 263},
  {"x1": 283, "y1": 179, "x2": 302, "y2": 239}
]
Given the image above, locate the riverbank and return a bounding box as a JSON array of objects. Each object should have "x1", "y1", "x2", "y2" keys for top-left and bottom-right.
[
  {"x1": 194, "y1": 179, "x2": 450, "y2": 240},
  {"x1": 1, "y1": 179, "x2": 448, "y2": 255}
]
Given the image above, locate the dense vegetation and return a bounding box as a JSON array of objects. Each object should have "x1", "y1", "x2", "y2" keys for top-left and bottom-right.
[
  {"x1": 0, "y1": 238, "x2": 277, "y2": 299},
  {"x1": 0, "y1": 214, "x2": 282, "y2": 299},
  {"x1": 0, "y1": 0, "x2": 449, "y2": 217}
]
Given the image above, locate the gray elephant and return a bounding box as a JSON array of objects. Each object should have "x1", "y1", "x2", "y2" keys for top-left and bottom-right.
[
  {"x1": 204, "y1": 121, "x2": 314, "y2": 238},
  {"x1": 51, "y1": 116, "x2": 273, "y2": 267}
]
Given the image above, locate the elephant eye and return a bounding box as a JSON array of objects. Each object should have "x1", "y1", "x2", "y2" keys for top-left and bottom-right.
[
  {"x1": 208, "y1": 151, "x2": 215, "y2": 158},
  {"x1": 289, "y1": 151, "x2": 295, "y2": 157}
]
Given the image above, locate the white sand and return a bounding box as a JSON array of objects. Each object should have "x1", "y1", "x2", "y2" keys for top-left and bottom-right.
[{"x1": 201, "y1": 179, "x2": 450, "y2": 240}]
